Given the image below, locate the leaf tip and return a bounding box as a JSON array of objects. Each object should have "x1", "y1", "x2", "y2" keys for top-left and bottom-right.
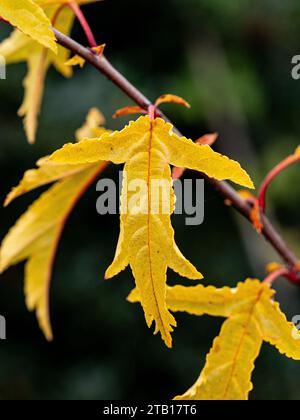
[
  {"x1": 44, "y1": 329, "x2": 54, "y2": 342},
  {"x1": 65, "y1": 55, "x2": 86, "y2": 68},
  {"x1": 237, "y1": 172, "x2": 255, "y2": 190},
  {"x1": 127, "y1": 288, "x2": 139, "y2": 303},
  {"x1": 155, "y1": 94, "x2": 191, "y2": 110},
  {"x1": 113, "y1": 106, "x2": 146, "y2": 119}
]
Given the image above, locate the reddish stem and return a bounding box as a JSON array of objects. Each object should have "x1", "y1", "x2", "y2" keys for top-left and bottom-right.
[
  {"x1": 264, "y1": 268, "x2": 290, "y2": 286},
  {"x1": 258, "y1": 154, "x2": 300, "y2": 211},
  {"x1": 68, "y1": 1, "x2": 97, "y2": 48}
]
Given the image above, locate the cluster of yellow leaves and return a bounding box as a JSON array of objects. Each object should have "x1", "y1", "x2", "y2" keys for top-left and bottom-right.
[
  {"x1": 0, "y1": 108, "x2": 108, "y2": 340},
  {"x1": 48, "y1": 114, "x2": 254, "y2": 347},
  {"x1": 0, "y1": 0, "x2": 100, "y2": 143},
  {"x1": 0, "y1": 0, "x2": 56, "y2": 51},
  {"x1": 129, "y1": 279, "x2": 300, "y2": 400},
  {"x1": 2, "y1": 1, "x2": 299, "y2": 403}
]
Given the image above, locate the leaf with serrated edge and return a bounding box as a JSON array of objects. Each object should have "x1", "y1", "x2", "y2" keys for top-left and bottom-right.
[
  {"x1": 0, "y1": 5, "x2": 73, "y2": 142},
  {"x1": 49, "y1": 115, "x2": 253, "y2": 347},
  {"x1": 0, "y1": 1, "x2": 100, "y2": 142},
  {"x1": 0, "y1": 0, "x2": 56, "y2": 51},
  {"x1": 0, "y1": 109, "x2": 108, "y2": 340},
  {"x1": 130, "y1": 279, "x2": 300, "y2": 399}
]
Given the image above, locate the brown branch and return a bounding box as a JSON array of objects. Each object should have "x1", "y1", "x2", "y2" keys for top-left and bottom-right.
[
  {"x1": 206, "y1": 175, "x2": 298, "y2": 269},
  {"x1": 53, "y1": 28, "x2": 299, "y2": 276}
]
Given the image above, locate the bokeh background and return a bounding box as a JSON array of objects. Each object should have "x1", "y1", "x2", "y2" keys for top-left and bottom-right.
[{"x1": 1, "y1": 0, "x2": 300, "y2": 400}]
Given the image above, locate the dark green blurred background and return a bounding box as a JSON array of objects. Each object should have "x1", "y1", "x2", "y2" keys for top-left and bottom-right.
[{"x1": 1, "y1": 0, "x2": 300, "y2": 400}]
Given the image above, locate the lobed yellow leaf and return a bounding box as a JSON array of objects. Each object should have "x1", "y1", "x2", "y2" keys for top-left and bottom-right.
[
  {"x1": 0, "y1": 167, "x2": 104, "y2": 339},
  {"x1": 130, "y1": 279, "x2": 300, "y2": 399},
  {"x1": 167, "y1": 280, "x2": 300, "y2": 400},
  {"x1": 128, "y1": 284, "x2": 236, "y2": 318},
  {"x1": 0, "y1": 0, "x2": 57, "y2": 52},
  {"x1": 174, "y1": 281, "x2": 265, "y2": 400},
  {"x1": 0, "y1": 0, "x2": 98, "y2": 142},
  {"x1": 0, "y1": 5, "x2": 73, "y2": 72},
  {"x1": 1, "y1": 109, "x2": 109, "y2": 340},
  {"x1": 49, "y1": 115, "x2": 253, "y2": 347},
  {"x1": 0, "y1": 5, "x2": 74, "y2": 142},
  {"x1": 50, "y1": 116, "x2": 254, "y2": 188}
]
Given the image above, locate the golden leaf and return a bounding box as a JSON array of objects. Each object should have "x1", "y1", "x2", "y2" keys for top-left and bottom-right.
[
  {"x1": 129, "y1": 280, "x2": 300, "y2": 400},
  {"x1": 0, "y1": 109, "x2": 109, "y2": 340},
  {"x1": 0, "y1": 0, "x2": 56, "y2": 51},
  {"x1": 0, "y1": 1, "x2": 100, "y2": 142},
  {"x1": 49, "y1": 115, "x2": 254, "y2": 347}
]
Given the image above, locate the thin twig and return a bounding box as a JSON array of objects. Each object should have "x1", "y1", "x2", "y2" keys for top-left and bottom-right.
[
  {"x1": 258, "y1": 153, "x2": 300, "y2": 211},
  {"x1": 263, "y1": 268, "x2": 289, "y2": 286},
  {"x1": 53, "y1": 28, "x2": 299, "y2": 276},
  {"x1": 68, "y1": 2, "x2": 98, "y2": 48}
]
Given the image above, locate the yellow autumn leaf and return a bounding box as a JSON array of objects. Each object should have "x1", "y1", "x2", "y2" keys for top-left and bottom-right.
[
  {"x1": 0, "y1": 6, "x2": 72, "y2": 143},
  {"x1": 0, "y1": 109, "x2": 109, "y2": 340},
  {"x1": 128, "y1": 284, "x2": 236, "y2": 318},
  {"x1": 0, "y1": 0, "x2": 100, "y2": 143},
  {"x1": 0, "y1": 0, "x2": 56, "y2": 52},
  {"x1": 129, "y1": 279, "x2": 300, "y2": 400},
  {"x1": 48, "y1": 115, "x2": 254, "y2": 347}
]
